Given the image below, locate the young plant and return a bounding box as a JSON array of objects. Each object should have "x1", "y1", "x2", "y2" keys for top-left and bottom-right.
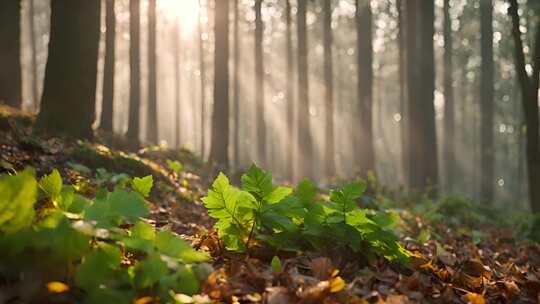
[{"x1": 203, "y1": 165, "x2": 411, "y2": 263}]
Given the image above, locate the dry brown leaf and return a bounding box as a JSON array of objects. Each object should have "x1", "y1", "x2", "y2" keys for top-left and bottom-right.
[
  {"x1": 310, "y1": 257, "x2": 334, "y2": 281},
  {"x1": 463, "y1": 292, "x2": 485, "y2": 304}
]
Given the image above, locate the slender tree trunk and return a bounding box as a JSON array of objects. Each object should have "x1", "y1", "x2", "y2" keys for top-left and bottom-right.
[
  {"x1": 174, "y1": 17, "x2": 181, "y2": 148},
  {"x1": 146, "y1": 0, "x2": 158, "y2": 144},
  {"x1": 127, "y1": 0, "x2": 141, "y2": 147},
  {"x1": 296, "y1": 0, "x2": 313, "y2": 179},
  {"x1": 233, "y1": 0, "x2": 241, "y2": 168},
  {"x1": 35, "y1": 0, "x2": 100, "y2": 138},
  {"x1": 209, "y1": 0, "x2": 230, "y2": 167},
  {"x1": 323, "y1": 0, "x2": 336, "y2": 178},
  {"x1": 397, "y1": 0, "x2": 408, "y2": 187},
  {"x1": 100, "y1": 0, "x2": 116, "y2": 133},
  {"x1": 443, "y1": 0, "x2": 455, "y2": 193},
  {"x1": 199, "y1": 0, "x2": 207, "y2": 159},
  {"x1": 356, "y1": 0, "x2": 375, "y2": 177},
  {"x1": 0, "y1": 0, "x2": 22, "y2": 108},
  {"x1": 508, "y1": 0, "x2": 540, "y2": 213},
  {"x1": 285, "y1": 0, "x2": 295, "y2": 181},
  {"x1": 406, "y1": 0, "x2": 438, "y2": 193},
  {"x1": 29, "y1": 0, "x2": 39, "y2": 111},
  {"x1": 480, "y1": 0, "x2": 495, "y2": 203},
  {"x1": 255, "y1": 0, "x2": 266, "y2": 167}
]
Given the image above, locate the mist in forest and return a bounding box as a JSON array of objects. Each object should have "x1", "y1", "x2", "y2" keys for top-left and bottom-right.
[{"x1": 9, "y1": 0, "x2": 540, "y2": 211}]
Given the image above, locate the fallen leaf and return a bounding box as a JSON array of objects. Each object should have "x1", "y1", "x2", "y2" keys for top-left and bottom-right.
[
  {"x1": 46, "y1": 281, "x2": 69, "y2": 294},
  {"x1": 463, "y1": 292, "x2": 485, "y2": 304},
  {"x1": 330, "y1": 276, "x2": 345, "y2": 293}
]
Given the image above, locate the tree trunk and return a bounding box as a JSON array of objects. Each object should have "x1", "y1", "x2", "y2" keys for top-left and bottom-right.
[
  {"x1": 100, "y1": 0, "x2": 116, "y2": 133},
  {"x1": 173, "y1": 17, "x2": 181, "y2": 148},
  {"x1": 126, "y1": 0, "x2": 141, "y2": 147},
  {"x1": 233, "y1": 0, "x2": 241, "y2": 168},
  {"x1": 480, "y1": 0, "x2": 494, "y2": 203},
  {"x1": 406, "y1": 0, "x2": 438, "y2": 193},
  {"x1": 209, "y1": 0, "x2": 230, "y2": 167},
  {"x1": 296, "y1": 0, "x2": 313, "y2": 179},
  {"x1": 29, "y1": 0, "x2": 39, "y2": 111},
  {"x1": 0, "y1": 0, "x2": 22, "y2": 109},
  {"x1": 255, "y1": 0, "x2": 266, "y2": 167},
  {"x1": 443, "y1": 0, "x2": 455, "y2": 193},
  {"x1": 35, "y1": 0, "x2": 100, "y2": 138},
  {"x1": 508, "y1": 0, "x2": 540, "y2": 213},
  {"x1": 397, "y1": 0, "x2": 408, "y2": 187},
  {"x1": 146, "y1": 0, "x2": 158, "y2": 144},
  {"x1": 356, "y1": 0, "x2": 375, "y2": 178},
  {"x1": 323, "y1": 0, "x2": 336, "y2": 178},
  {"x1": 285, "y1": 0, "x2": 295, "y2": 181},
  {"x1": 199, "y1": 0, "x2": 207, "y2": 159}
]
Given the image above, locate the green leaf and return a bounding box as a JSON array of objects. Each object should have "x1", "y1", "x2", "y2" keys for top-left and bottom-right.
[
  {"x1": 34, "y1": 215, "x2": 90, "y2": 259},
  {"x1": 371, "y1": 212, "x2": 400, "y2": 229},
  {"x1": 417, "y1": 228, "x2": 431, "y2": 244},
  {"x1": 264, "y1": 186, "x2": 292, "y2": 204},
  {"x1": 76, "y1": 245, "x2": 121, "y2": 291},
  {"x1": 85, "y1": 189, "x2": 149, "y2": 227},
  {"x1": 329, "y1": 181, "x2": 366, "y2": 214},
  {"x1": 241, "y1": 164, "x2": 273, "y2": 198},
  {"x1": 56, "y1": 185, "x2": 75, "y2": 211},
  {"x1": 108, "y1": 190, "x2": 149, "y2": 223},
  {"x1": 175, "y1": 265, "x2": 201, "y2": 295},
  {"x1": 0, "y1": 168, "x2": 37, "y2": 234},
  {"x1": 271, "y1": 256, "x2": 282, "y2": 273},
  {"x1": 202, "y1": 173, "x2": 256, "y2": 252},
  {"x1": 295, "y1": 179, "x2": 317, "y2": 207},
  {"x1": 39, "y1": 169, "x2": 63, "y2": 201},
  {"x1": 123, "y1": 221, "x2": 155, "y2": 253},
  {"x1": 134, "y1": 254, "x2": 169, "y2": 288},
  {"x1": 131, "y1": 175, "x2": 153, "y2": 197},
  {"x1": 156, "y1": 230, "x2": 209, "y2": 263},
  {"x1": 343, "y1": 181, "x2": 367, "y2": 199},
  {"x1": 167, "y1": 159, "x2": 183, "y2": 173}
]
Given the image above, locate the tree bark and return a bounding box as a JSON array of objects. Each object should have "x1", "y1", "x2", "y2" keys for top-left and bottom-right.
[
  {"x1": 356, "y1": 0, "x2": 375, "y2": 178},
  {"x1": 233, "y1": 0, "x2": 241, "y2": 168},
  {"x1": 397, "y1": 0, "x2": 408, "y2": 187},
  {"x1": 443, "y1": 0, "x2": 455, "y2": 193},
  {"x1": 146, "y1": 0, "x2": 158, "y2": 144},
  {"x1": 296, "y1": 0, "x2": 313, "y2": 179},
  {"x1": 35, "y1": 0, "x2": 100, "y2": 138},
  {"x1": 29, "y1": 0, "x2": 39, "y2": 110},
  {"x1": 0, "y1": 0, "x2": 22, "y2": 109},
  {"x1": 255, "y1": 0, "x2": 266, "y2": 167},
  {"x1": 126, "y1": 0, "x2": 141, "y2": 147},
  {"x1": 100, "y1": 0, "x2": 116, "y2": 133},
  {"x1": 285, "y1": 0, "x2": 295, "y2": 181},
  {"x1": 199, "y1": 0, "x2": 207, "y2": 159},
  {"x1": 173, "y1": 17, "x2": 181, "y2": 148},
  {"x1": 508, "y1": 0, "x2": 540, "y2": 213},
  {"x1": 406, "y1": 0, "x2": 438, "y2": 193},
  {"x1": 480, "y1": 0, "x2": 494, "y2": 203},
  {"x1": 209, "y1": 0, "x2": 230, "y2": 167},
  {"x1": 323, "y1": 0, "x2": 336, "y2": 178}
]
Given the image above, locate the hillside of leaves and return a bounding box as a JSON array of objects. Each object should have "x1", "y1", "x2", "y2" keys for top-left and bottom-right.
[{"x1": 1, "y1": 104, "x2": 539, "y2": 303}]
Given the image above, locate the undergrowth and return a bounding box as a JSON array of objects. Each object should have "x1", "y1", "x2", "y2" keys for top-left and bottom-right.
[
  {"x1": 0, "y1": 168, "x2": 209, "y2": 303},
  {"x1": 202, "y1": 164, "x2": 411, "y2": 263}
]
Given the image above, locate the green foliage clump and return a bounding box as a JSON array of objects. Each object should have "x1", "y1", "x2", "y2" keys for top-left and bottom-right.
[
  {"x1": 0, "y1": 168, "x2": 209, "y2": 303},
  {"x1": 203, "y1": 164, "x2": 410, "y2": 263}
]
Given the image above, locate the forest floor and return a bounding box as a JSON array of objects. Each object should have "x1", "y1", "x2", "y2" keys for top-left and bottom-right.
[{"x1": 0, "y1": 104, "x2": 539, "y2": 304}]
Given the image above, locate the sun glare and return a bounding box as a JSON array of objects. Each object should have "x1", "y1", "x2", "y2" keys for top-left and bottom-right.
[{"x1": 158, "y1": 0, "x2": 200, "y2": 35}]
